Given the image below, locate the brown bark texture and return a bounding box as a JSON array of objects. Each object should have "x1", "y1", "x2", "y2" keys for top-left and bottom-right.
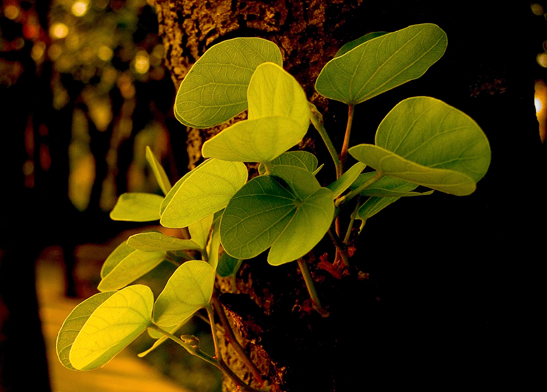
[{"x1": 153, "y1": 1, "x2": 546, "y2": 391}]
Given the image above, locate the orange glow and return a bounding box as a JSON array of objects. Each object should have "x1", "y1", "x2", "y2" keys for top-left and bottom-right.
[{"x1": 534, "y1": 80, "x2": 547, "y2": 143}]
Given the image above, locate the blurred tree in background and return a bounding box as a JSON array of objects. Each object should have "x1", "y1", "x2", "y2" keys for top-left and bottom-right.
[{"x1": 0, "y1": 1, "x2": 197, "y2": 391}]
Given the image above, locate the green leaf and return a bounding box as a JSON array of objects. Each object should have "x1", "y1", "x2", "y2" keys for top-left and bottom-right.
[
  {"x1": 206, "y1": 217, "x2": 222, "y2": 270},
  {"x1": 98, "y1": 242, "x2": 165, "y2": 292},
  {"x1": 202, "y1": 116, "x2": 306, "y2": 163},
  {"x1": 357, "y1": 196, "x2": 401, "y2": 222},
  {"x1": 127, "y1": 231, "x2": 203, "y2": 252},
  {"x1": 188, "y1": 214, "x2": 214, "y2": 250},
  {"x1": 202, "y1": 63, "x2": 310, "y2": 164},
  {"x1": 69, "y1": 285, "x2": 154, "y2": 370},
  {"x1": 351, "y1": 172, "x2": 433, "y2": 197},
  {"x1": 56, "y1": 291, "x2": 116, "y2": 370},
  {"x1": 349, "y1": 97, "x2": 491, "y2": 196},
  {"x1": 221, "y1": 168, "x2": 335, "y2": 266},
  {"x1": 334, "y1": 31, "x2": 387, "y2": 57},
  {"x1": 153, "y1": 260, "x2": 215, "y2": 328},
  {"x1": 327, "y1": 162, "x2": 366, "y2": 199},
  {"x1": 174, "y1": 38, "x2": 283, "y2": 128},
  {"x1": 110, "y1": 193, "x2": 163, "y2": 222},
  {"x1": 258, "y1": 151, "x2": 318, "y2": 175},
  {"x1": 315, "y1": 23, "x2": 447, "y2": 104},
  {"x1": 247, "y1": 62, "x2": 310, "y2": 129},
  {"x1": 160, "y1": 159, "x2": 248, "y2": 228},
  {"x1": 217, "y1": 253, "x2": 243, "y2": 278},
  {"x1": 146, "y1": 146, "x2": 171, "y2": 195}
]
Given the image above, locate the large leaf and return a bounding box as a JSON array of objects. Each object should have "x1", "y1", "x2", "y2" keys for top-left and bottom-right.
[
  {"x1": 315, "y1": 23, "x2": 447, "y2": 104},
  {"x1": 69, "y1": 285, "x2": 154, "y2": 370},
  {"x1": 146, "y1": 146, "x2": 171, "y2": 195},
  {"x1": 110, "y1": 193, "x2": 163, "y2": 222},
  {"x1": 174, "y1": 38, "x2": 283, "y2": 128},
  {"x1": 349, "y1": 97, "x2": 490, "y2": 196},
  {"x1": 56, "y1": 291, "x2": 116, "y2": 370},
  {"x1": 98, "y1": 242, "x2": 165, "y2": 292},
  {"x1": 220, "y1": 167, "x2": 335, "y2": 266},
  {"x1": 160, "y1": 159, "x2": 248, "y2": 228},
  {"x1": 202, "y1": 63, "x2": 310, "y2": 163},
  {"x1": 153, "y1": 260, "x2": 215, "y2": 328}
]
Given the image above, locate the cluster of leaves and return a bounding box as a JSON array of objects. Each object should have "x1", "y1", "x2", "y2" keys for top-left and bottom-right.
[{"x1": 57, "y1": 23, "x2": 491, "y2": 391}]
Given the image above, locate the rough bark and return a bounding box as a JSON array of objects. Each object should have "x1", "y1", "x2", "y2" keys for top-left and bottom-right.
[{"x1": 153, "y1": 1, "x2": 546, "y2": 391}]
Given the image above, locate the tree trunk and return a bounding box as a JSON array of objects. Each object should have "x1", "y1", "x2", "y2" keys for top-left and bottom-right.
[{"x1": 153, "y1": 1, "x2": 546, "y2": 391}]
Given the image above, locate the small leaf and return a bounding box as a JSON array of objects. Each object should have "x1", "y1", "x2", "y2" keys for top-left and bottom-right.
[
  {"x1": 315, "y1": 23, "x2": 447, "y2": 104},
  {"x1": 357, "y1": 196, "x2": 401, "y2": 222},
  {"x1": 349, "y1": 97, "x2": 491, "y2": 196},
  {"x1": 217, "y1": 253, "x2": 243, "y2": 278},
  {"x1": 351, "y1": 172, "x2": 432, "y2": 197},
  {"x1": 174, "y1": 38, "x2": 283, "y2": 128},
  {"x1": 206, "y1": 217, "x2": 222, "y2": 270},
  {"x1": 153, "y1": 260, "x2": 216, "y2": 328},
  {"x1": 56, "y1": 291, "x2": 116, "y2": 370},
  {"x1": 188, "y1": 214, "x2": 214, "y2": 250},
  {"x1": 221, "y1": 168, "x2": 335, "y2": 266},
  {"x1": 160, "y1": 159, "x2": 248, "y2": 228},
  {"x1": 327, "y1": 162, "x2": 366, "y2": 199},
  {"x1": 127, "y1": 231, "x2": 203, "y2": 252},
  {"x1": 98, "y1": 242, "x2": 165, "y2": 292},
  {"x1": 146, "y1": 146, "x2": 171, "y2": 195},
  {"x1": 334, "y1": 31, "x2": 387, "y2": 57},
  {"x1": 258, "y1": 151, "x2": 318, "y2": 175},
  {"x1": 110, "y1": 193, "x2": 163, "y2": 222},
  {"x1": 69, "y1": 285, "x2": 154, "y2": 370}
]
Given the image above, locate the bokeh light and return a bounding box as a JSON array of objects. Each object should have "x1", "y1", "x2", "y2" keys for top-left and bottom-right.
[{"x1": 50, "y1": 22, "x2": 69, "y2": 39}]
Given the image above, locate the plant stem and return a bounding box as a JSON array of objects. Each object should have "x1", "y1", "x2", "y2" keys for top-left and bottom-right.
[
  {"x1": 309, "y1": 102, "x2": 342, "y2": 177},
  {"x1": 328, "y1": 228, "x2": 350, "y2": 268},
  {"x1": 339, "y1": 104, "x2": 355, "y2": 178},
  {"x1": 297, "y1": 258, "x2": 329, "y2": 317},
  {"x1": 262, "y1": 160, "x2": 273, "y2": 175},
  {"x1": 148, "y1": 324, "x2": 218, "y2": 367},
  {"x1": 212, "y1": 296, "x2": 265, "y2": 386},
  {"x1": 206, "y1": 304, "x2": 222, "y2": 360},
  {"x1": 343, "y1": 197, "x2": 361, "y2": 245}
]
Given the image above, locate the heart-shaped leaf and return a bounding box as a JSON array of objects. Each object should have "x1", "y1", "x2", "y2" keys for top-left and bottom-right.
[
  {"x1": 69, "y1": 285, "x2": 154, "y2": 370},
  {"x1": 315, "y1": 23, "x2": 447, "y2": 104},
  {"x1": 153, "y1": 260, "x2": 215, "y2": 328},
  {"x1": 56, "y1": 291, "x2": 116, "y2": 370},
  {"x1": 202, "y1": 63, "x2": 310, "y2": 164},
  {"x1": 160, "y1": 159, "x2": 248, "y2": 228},
  {"x1": 146, "y1": 146, "x2": 171, "y2": 195},
  {"x1": 174, "y1": 38, "x2": 283, "y2": 128},
  {"x1": 349, "y1": 97, "x2": 490, "y2": 196},
  {"x1": 221, "y1": 167, "x2": 335, "y2": 265},
  {"x1": 98, "y1": 242, "x2": 165, "y2": 292},
  {"x1": 110, "y1": 193, "x2": 163, "y2": 222}
]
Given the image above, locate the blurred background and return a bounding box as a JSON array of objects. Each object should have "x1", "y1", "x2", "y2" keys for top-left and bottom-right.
[
  {"x1": 0, "y1": 1, "x2": 219, "y2": 391},
  {"x1": 1, "y1": 1, "x2": 547, "y2": 392}
]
